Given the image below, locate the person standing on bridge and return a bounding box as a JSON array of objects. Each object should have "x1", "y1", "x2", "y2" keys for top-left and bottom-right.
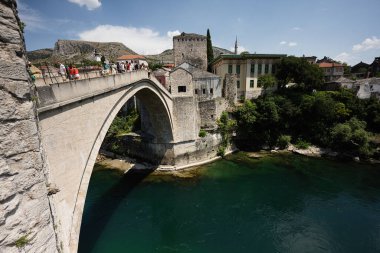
[{"x1": 59, "y1": 62, "x2": 66, "y2": 80}]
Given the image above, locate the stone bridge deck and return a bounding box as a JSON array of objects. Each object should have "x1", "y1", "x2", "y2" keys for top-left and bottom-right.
[{"x1": 36, "y1": 70, "x2": 170, "y2": 112}]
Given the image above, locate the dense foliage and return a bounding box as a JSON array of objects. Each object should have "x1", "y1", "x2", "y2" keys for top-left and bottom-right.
[
  {"x1": 107, "y1": 109, "x2": 140, "y2": 137},
  {"x1": 275, "y1": 56, "x2": 324, "y2": 90},
  {"x1": 217, "y1": 111, "x2": 237, "y2": 156},
  {"x1": 233, "y1": 88, "x2": 380, "y2": 157}
]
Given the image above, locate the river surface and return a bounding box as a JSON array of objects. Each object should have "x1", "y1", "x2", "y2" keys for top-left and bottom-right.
[{"x1": 78, "y1": 153, "x2": 380, "y2": 253}]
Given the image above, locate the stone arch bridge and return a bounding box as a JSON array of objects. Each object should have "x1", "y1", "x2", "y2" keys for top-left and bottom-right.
[{"x1": 36, "y1": 70, "x2": 201, "y2": 252}]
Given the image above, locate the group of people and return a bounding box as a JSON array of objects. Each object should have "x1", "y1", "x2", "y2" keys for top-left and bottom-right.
[
  {"x1": 116, "y1": 61, "x2": 147, "y2": 73},
  {"x1": 58, "y1": 60, "x2": 149, "y2": 80},
  {"x1": 59, "y1": 63, "x2": 80, "y2": 80}
]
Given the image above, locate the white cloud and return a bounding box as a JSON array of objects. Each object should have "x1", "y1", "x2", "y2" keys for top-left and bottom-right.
[
  {"x1": 279, "y1": 41, "x2": 297, "y2": 47},
  {"x1": 67, "y1": 0, "x2": 101, "y2": 10},
  {"x1": 17, "y1": 0, "x2": 45, "y2": 31},
  {"x1": 292, "y1": 27, "x2": 302, "y2": 31},
  {"x1": 335, "y1": 52, "x2": 352, "y2": 63},
  {"x1": 78, "y1": 25, "x2": 180, "y2": 54},
  {"x1": 229, "y1": 46, "x2": 247, "y2": 54},
  {"x1": 167, "y1": 30, "x2": 180, "y2": 38},
  {"x1": 352, "y1": 36, "x2": 380, "y2": 52}
]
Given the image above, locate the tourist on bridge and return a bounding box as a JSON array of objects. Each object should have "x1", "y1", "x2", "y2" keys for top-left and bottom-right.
[
  {"x1": 127, "y1": 62, "x2": 131, "y2": 72},
  {"x1": 120, "y1": 62, "x2": 125, "y2": 72},
  {"x1": 59, "y1": 62, "x2": 67, "y2": 80}
]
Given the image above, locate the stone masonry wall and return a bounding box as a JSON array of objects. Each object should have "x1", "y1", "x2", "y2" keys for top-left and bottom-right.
[
  {"x1": 199, "y1": 98, "x2": 229, "y2": 129},
  {"x1": 0, "y1": 1, "x2": 58, "y2": 252}
]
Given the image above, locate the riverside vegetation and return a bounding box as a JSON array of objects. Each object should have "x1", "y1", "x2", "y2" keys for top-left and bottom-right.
[
  {"x1": 231, "y1": 56, "x2": 380, "y2": 160},
  {"x1": 102, "y1": 57, "x2": 380, "y2": 160}
]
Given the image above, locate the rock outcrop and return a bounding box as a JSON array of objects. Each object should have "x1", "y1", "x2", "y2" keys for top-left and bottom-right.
[
  {"x1": 0, "y1": 0, "x2": 58, "y2": 252},
  {"x1": 26, "y1": 48, "x2": 53, "y2": 62},
  {"x1": 27, "y1": 39, "x2": 137, "y2": 64}
]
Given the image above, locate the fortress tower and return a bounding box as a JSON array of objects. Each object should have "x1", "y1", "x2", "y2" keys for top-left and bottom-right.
[{"x1": 173, "y1": 32, "x2": 207, "y2": 71}]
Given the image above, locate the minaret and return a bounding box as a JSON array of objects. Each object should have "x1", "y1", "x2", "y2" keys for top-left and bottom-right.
[{"x1": 234, "y1": 36, "x2": 238, "y2": 55}]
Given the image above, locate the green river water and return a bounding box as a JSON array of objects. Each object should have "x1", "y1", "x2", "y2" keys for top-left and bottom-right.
[{"x1": 78, "y1": 153, "x2": 380, "y2": 253}]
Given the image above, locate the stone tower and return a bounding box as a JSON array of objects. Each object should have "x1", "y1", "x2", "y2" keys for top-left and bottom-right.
[{"x1": 173, "y1": 32, "x2": 207, "y2": 71}]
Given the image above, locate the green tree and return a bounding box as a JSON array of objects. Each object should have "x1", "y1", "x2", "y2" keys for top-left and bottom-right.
[
  {"x1": 258, "y1": 74, "x2": 277, "y2": 89},
  {"x1": 234, "y1": 100, "x2": 257, "y2": 140},
  {"x1": 206, "y1": 29, "x2": 214, "y2": 72},
  {"x1": 330, "y1": 117, "x2": 373, "y2": 157},
  {"x1": 276, "y1": 56, "x2": 324, "y2": 90},
  {"x1": 217, "y1": 111, "x2": 237, "y2": 147}
]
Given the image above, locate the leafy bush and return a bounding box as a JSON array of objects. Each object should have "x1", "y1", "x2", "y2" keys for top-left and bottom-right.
[
  {"x1": 107, "y1": 109, "x2": 140, "y2": 137},
  {"x1": 277, "y1": 135, "x2": 291, "y2": 149},
  {"x1": 199, "y1": 130, "x2": 207, "y2": 138},
  {"x1": 295, "y1": 139, "x2": 311, "y2": 149},
  {"x1": 217, "y1": 146, "x2": 226, "y2": 157}
]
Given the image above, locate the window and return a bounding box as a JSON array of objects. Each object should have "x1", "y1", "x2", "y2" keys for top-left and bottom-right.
[
  {"x1": 272, "y1": 64, "x2": 276, "y2": 74},
  {"x1": 250, "y1": 80, "x2": 254, "y2": 88},
  {"x1": 228, "y1": 64, "x2": 233, "y2": 74},
  {"x1": 237, "y1": 80, "x2": 240, "y2": 89},
  {"x1": 202, "y1": 88, "x2": 206, "y2": 94},
  {"x1": 178, "y1": 86, "x2": 186, "y2": 93},
  {"x1": 265, "y1": 64, "x2": 269, "y2": 74},
  {"x1": 210, "y1": 88, "x2": 213, "y2": 94},
  {"x1": 257, "y1": 79, "x2": 262, "y2": 88},
  {"x1": 251, "y1": 64, "x2": 255, "y2": 73},
  {"x1": 236, "y1": 64, "x2": 240, "y2": 74},
  {"x1": 195, "y1": 89, "x2": 198, "y2": 95},
  {"x1": 258, "y1": 64, "x2": 262, "y2": 74}
]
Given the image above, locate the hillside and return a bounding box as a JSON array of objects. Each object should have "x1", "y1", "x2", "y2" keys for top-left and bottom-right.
[
  {"x1": 26, "y1": 48, "x2": 53, "y2": 62},
  {"x1": 145, "y1": 46, "x2": 233, "y2": 63},
  {"x1": 27, "y1": 39, "x2": 137, "y2": 64}
]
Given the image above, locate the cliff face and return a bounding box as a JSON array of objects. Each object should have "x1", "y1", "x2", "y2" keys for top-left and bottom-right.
[
  {"x1": 27, "y1": 39, "x2": 137, "y2": 63},
  {"x1": 0, "y1": 0, "x2": 58, "y2": 252}
]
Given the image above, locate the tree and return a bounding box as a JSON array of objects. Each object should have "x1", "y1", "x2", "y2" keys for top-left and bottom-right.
[
  {"x1": 217, "y1": 111, "x2": 237, "y2": 147},
  {"x1": 258, "y1": 74, "x2": 277, "y2": 89},
  {"x1": 330, "y1": 117, "x2": 372, "y2": 157},
  {"x1": 275, "y1": 56, "x2": 324, "y2": 90},
  {"x1": 206, "y1": 29, "x2": 214, "y2": 72}
]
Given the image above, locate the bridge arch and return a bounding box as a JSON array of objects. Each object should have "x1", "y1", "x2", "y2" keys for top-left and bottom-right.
[{"x1": 37, "y1": 75, "x2": 174, "y2": 253}]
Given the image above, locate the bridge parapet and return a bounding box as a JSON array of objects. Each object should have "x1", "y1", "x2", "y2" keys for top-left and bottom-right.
[{"x1": 36, "y1": 70, "x2": 170, "y2": 112}]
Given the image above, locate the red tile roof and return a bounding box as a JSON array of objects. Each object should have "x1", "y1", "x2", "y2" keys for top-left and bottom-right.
[{"x1": 318, "y1": 62, "x2": 343, "y2": 68}]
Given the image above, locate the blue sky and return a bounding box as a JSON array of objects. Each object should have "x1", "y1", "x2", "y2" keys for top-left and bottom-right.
[{"x1": 19, "y1": 0, "x2": 380, "y2": 65}]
